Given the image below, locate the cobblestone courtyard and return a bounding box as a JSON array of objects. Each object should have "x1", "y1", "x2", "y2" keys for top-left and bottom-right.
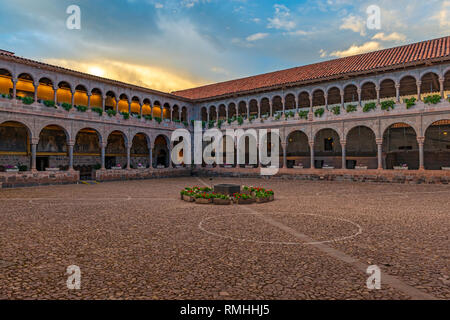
[{"x1": 0, "y1": 177, "x2": 448, "y2": 300}]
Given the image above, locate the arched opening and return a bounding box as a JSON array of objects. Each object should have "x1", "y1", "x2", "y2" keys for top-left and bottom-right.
[
  {"x1": 57, "y1": 81, "x2": 72, "y2": 105},
  {"x1": 130, "y1": 97, "x2": 141, "y2": 115},
  {"x1": 327, "y1": 87, "x2": 341, "y2": 110},
  {"x1": 286, "y1": 131, "x2": 310, "y2": 168},
  {"x1": 272, "y1": 96, "x2": 282, "y2": 116},
  {"x1": 249, "y1": 99, "x2": 258, "y2": 118},
  {"x1": 209, "y1": 106, "x2": 217, "y2": 122},
  {"x1": 172, "y1": 104, "x2": 180, "y2": 121},
  {"x1": 361, "y1": 82, "x2": 377, "y2": 102},
  {"x1": 74, "y1": 128, "x2": 101, "y2": 180},
  {"x1": 153, "y1": 101, "x2": 162, "y2": 119},
  {"x1": 314, "y1": 129, "x2": 342, "y2": 168},
  {"x1": 298, "y1": 91, "x2": 310, "y2": 109},
  {"x1": 344, "y1": 84, "x2": 358, "y2": 103},
  {"x1": 0, "y1": 69, "x2": 13, "y2": 96},
  {"x1": 153, "y1": 135, "x2": 169, "y2": 168},
  {"x1": 260, "y1": 98, "x2": 270, "y2": 117},
  {"x1": 285, "y1": 94, "x2": 296, "y2": 111},
  {"x1": 173, "y1": 136, "x2": 185, "y2": 166},
  {"x1": 105, "y1": 131, "x2": 127, "y2": 169},
  {"x1": 118, "y1": 94, "x2": 129, "y2": 113},
  {"x1": 380, "y1": 79, "x2": 396, "y2": 100},
  {"x1": 238, "y1": 101, "x2": 247, "y2": 118},
  {"x1": 444, "y1": 71, "x2": 450, "y2": 99},
  {"x1": 37, "y1": 77, "x2": 54, "y2": 102},
  {"x1": 163, "y1": 103, "x2": 171, "y2": 120},
  {"x1": 37, "y1": 125, "x2": 68, "y2": 171},
  {"x1": 399, "y1": 76, "x2": 417, "y2": 101},
  {"x1": 131, "y1": 133, "x2": 150, "y2": 168},
  {"x1": 228, "y1": 103, "x2": 236, "y2": 119},
  {"x1": 218, "y1": 104, "x2": 227, "y2": 120},
  {"x1": 312, "y1": 89, "x2": 325, "y2": 107},
  {"x1": 383, "y1": 123, "x2": 418, "y2": 170},
  {"x1": 346, "y1": 126, "x2": 377, "y2": 169},
  {"x1": 424, "y1": 120, "x2": 450, "y2": 170},
  {"x1": 16, "y1": 73, "x2": 35, "y2": 99},
  {"x1": 105, "y1": 91, "x2": 116, "y2": 111},
  {"x1": 0, "y1": 121, "x2": 30, "y2": 172},
  {"x1": 201, "y1": 107, "x2": 208, "y2": 122},
  {"x1": 74, "y1": 85, "x2": 88, "y2": 107},
  {"x1": 421, "y1": 72, "x2": 440, "y2": 97},
  {"x1": 181, "y1": 107, "x2": 188, "y2": 122},
  {"x1": 90, "y1": 88, "x2": 102, "y2": 109},
  {"x1": 142, "y1": 99, "x2": 151, "y2": 115}
]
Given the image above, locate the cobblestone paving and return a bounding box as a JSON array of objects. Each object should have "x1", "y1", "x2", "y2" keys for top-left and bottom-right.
[{"x1": 0, "y1": 178, "x2": 448, "y2": 300}]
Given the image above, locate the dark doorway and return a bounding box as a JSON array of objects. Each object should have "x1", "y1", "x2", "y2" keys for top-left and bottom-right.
[
  {"x1": 36, "y1": 157, "x2": 49, "y2": 171},
  {"x1": 105, "y1": 156, "x2": 116, "y2": 169}
]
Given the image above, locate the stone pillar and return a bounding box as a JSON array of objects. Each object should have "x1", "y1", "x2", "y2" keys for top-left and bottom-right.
[
  {"x1": 417, "y1": 80, "x2": 422, "y2": 101},
  {"x1": 417, "y1": 137, "x2": 425, "y2": 170},
  {"x1": 101, "y1": 144, "x2": 106, "y2": 170},
  {"x1": 68, "y1": 143, "x2": 74, "y2": 170},
  {"x1": 34, "y1": 82, "x2": 38, "y2": 102},
  {"x1": 340, "y1": 90, "x2": 345, "y2": 110},
  {"x1": 282, "y1": 97, "x2": 286, "y2": 114},
  {"x1": 31, "y1": 141, "x2": 38, "y2": 172},
  {"x1": 295, "y1": 97, "x2": 299, "y2": 115},
  {"x1": 126, "y1": 146, "x2": 131, "y2": 170},
  {"x1": 357, "y1": 88, "x2": 362, "y2": 108},
  {"x1": 282, "y1": 142, "x2": 287, "y2": 168},
  {"x1": 395, "y1": 83, "x2": 400, "y2": 103},
  {"x1": 309, "y1": 141, "x2": 315, "y2": 169},
  {"x1": 128, "y1": 100, "x2": 131, "y2": 114},
  {"x1": 168, "y1": 144, "x2": 172, "y2": 168},
  {"x1": 116, "y1": 98, "x2": 120, "y2": 113},
  {"x1": 206, "y1": 109, "x2": 209, "y2": 122},
  {"x1": 376, "y1": 86, "x2": 381, "y2": 106},
  {"x1": 149, "y1": 147, "x2": 153, "y2": 169},
  {"x1": 12, "y1": 80, "x2": 17, "y2": 99},
  {"x1": 376, "y1": 138, "x2": 383, "y2": 170},
  {"x1": 140, "y1": 103, "x2": 143, "y2": 117},
  {"x1": 71, "y1": 90, "x2": 75, "y2": 106},
  {"x1": 257, "y1": 101, "x2": 261, "y2": 119},
  {"x1": 324, "y1": 95, "x2": 328, "y2": 111},
  {"x1": 341, "y1": 140, "x2": 346, "y2": 169},
  {"x1": 225, "y1": 107, "x2": 229, "y2": 120},
  {"x1": 308, "y1": 96, "x2": 313, "y2": 121},
  {"x1": 53, "y1": 86, "x2": 58, "y2": 104},
  {"x1": 87, "y1": 94, "x2": 91, "y2": 109},
  {"x1": 102, "y1": 96, "x2": 106, "y2": 112},
  {"x1": 247, "y1": 104, "x2": 250, "y2": 120},
  {"x1": 439, "y1": 77, "x2": 445, "y2": 99},
  {"x1": 151, "y1": 105, "x2": 154, "y2": 118},
  {"x1": 269, "y1": 101, "x2": 273, "y2": 118}
]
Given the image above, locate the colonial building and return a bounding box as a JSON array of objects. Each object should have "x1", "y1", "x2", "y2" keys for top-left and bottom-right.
[{"x1": 1, "y1": 36, "x2": 450, "y2": 187}]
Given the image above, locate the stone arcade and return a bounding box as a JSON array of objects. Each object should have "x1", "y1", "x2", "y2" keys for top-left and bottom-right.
[{"x1": 1, "y1": 36, "x2": 450, "y2": 188}]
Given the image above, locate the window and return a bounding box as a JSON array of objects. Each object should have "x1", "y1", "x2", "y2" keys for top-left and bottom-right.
[{"x1": 324, "y1": 138, "x2": 333, "y2": 151}]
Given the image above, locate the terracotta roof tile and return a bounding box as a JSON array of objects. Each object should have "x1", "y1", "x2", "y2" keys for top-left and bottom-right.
[{"x1": 172, "y1": 36, "x2": 450, "y2": 100}]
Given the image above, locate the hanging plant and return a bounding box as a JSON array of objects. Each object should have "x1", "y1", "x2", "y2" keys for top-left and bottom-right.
[
  {"x1": 423, "y1": 94, "x2": 441, "y2": 105},
  {"x1": 381, "y1": 100, "x2": 395, "y2": 111},
  {"x1": 314, "y1": 108, "x2": 324, "y2": 117},
  {"x1": 237, "y1": 116, "x2": 244, "y2": 125},
  {"x1": 363, "y1": 102, "x2": 376, "y2": 112},
  {"x1": 91, "y1": 107, "x2": 103, "y2": 116},
  {"x1": 298, "y1": 110, "x2": 309, "y2": 119},
  {"x1": 61, "y1": 102, "x2": 72, "y2": 111},
  {"x1": 75, "y1": 105, "x2": 88, "y2": 112},
  {"x1": 106, "y1": 109, "x2": 117, "y2": 117},
  {"x1": 403, "y1": 98, "x2": 416, "y2": 109},
  {"x1": 345, "y1": 104, "x2": 357, "y2": 113},
  {"x1": 330, "y1": 106, "x2": 340, "y2": 115},
  {"x1": 22, "y1": 96, "x2": 34, "y2": 105}
]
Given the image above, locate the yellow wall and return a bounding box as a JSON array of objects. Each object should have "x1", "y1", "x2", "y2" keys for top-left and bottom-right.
[
  {"x1": 142, "y1": 104, "x2": 151, "y2": 115},
  {"x1": 118, "y1": 100, "x2": 129, "y2": 113},
  {"x1": 74, "y1": 92, "x2": 88, "y2": 106},
  {"x1": 130, "y1": 102, "x2": 140, "y2": 114},
  {"x1": 90, "y1": 94, "x2": 102, "y2": 108},
  {"x1": 16, "y1": 80, "x2": 34, "y2": 95},
  {"x1": 0, "y1": 76, "x2": 12, "y2": 95},
  {"x1": 105, "y1": 96, "x2": 116, "y2": 108},
  {"x1": 153, "y1": 106, "x2": 162, "y2": 118},
  {"x1": 37, "y1": 84, "x2": 54, "y2": 101},
  {"x1": 57, "y1": 88, "x2": 72, "y2": 104},
  {"x1": 163, "y1": 108, "x2": 169, "y2": 119}
]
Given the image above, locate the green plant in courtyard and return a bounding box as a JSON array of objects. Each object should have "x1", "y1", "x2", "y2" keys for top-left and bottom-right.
[
  {"x1": 237, "y1": 116, "x2": 244, "y2": 125},
  {"x1": 363, "y1": 102, "x2": 376, "y2": 112},
  {"x1": 330, "y1": 106, "x2": 340, "y2": 115},
  {"x1": 61, "y1": 102, "x2": 73, "y2": 111},
  {"x1": 403, "y1": 98, "x2": 416, "y2": 109},
  {"x1": 423, "y1": 94, "x2": 441, "y2": 105},
  {"x1": 298, "y1": 110, "x2": 309, "y2": 119},
  {"x1": 381, "y1": 100, "x2": 396, "y2": 111},
  {"x1": 75, "y1": 105, "x2": 88, "y2": 112},
  {"x1": 22, "y1": 96, "x2": 34, "y2": 105},
  {"x1": 345, "y1": 104, "x2": 357, "y2": 113},
  {"x1": 144, "y1": 115, "x2": 153, "y2": 121},
  {"x1": 106, "y1": 109, "x2": 117, "y2": 117},
  {"x1": 314, "y1": 108, "x2": 325, "y2": 117},
  {"x1": 43, "y1": 100, "x2": 56, "y2": 108},
  {"x1": 91, "y1": 107, "x2": 103, "y2": 116},
  {"x1": 154, "y1": 116, "x2": 162, "y2": 123}
]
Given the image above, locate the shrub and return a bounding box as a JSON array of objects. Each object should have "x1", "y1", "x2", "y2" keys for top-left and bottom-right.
[
  {"x1": 381, "y1": 100, "x2": 396, "y2": 111},
  {"x1": 274, "y1": 113, "x2": 282, "y2": 120},
  {"x1": 217, "y1": 119, "x2": 224, "y2": 128},
  {"x1": 93, "y1": 163, "x2": 101, "y2": 170},
  {"x1": 363, "y1": 102, "x2": 376, "y2": 112},
  {"x1": 330, "y1": 106, "x2": 340, "y2": 115},
  {"x1": 154, "y1": 117, "x2": 162, "y2": 123},
  {"x1": 106, "y1": 109, "x2": 117, "y2": 117},
  {"x1": 208, "y1": 120, "x2": 215, "y2": 128},
  {"x1": 403, "y1": 98, "x2": 416, "y2": 109},
  {"x1": 423, "y1": 94, "x2": 441, "y2": 105},
  {"x1": 237, "y1": 116, "x2": 244, "y2": 125},
  {"x1": 75, "y1": 105, "x2": 88, "y2": 112},
  {"x1": 121, "y1": 112, "x2": 130, "y2": 120},
  {"x1": 314, "y1": 108, "x2": 324, "y2": 117},
  {"x1": 18, "y1": 165, "x2": 28, "y2": 172},
  {"x1": 183, "y1": 121, "x2": 188, "y2": 127},
  {"x1": 91, "y1": 107, "x2": 103, "y2": 116},
  {"x1": 22, "y1": 96, "x2": 34, "y2": 105},
  {"x1": 43, "y1": 100, "x2": 56, "y2": 108},
  {"x1": 345, "y1": 104, "x2": 357, "y2": 113},
  {"x1": 61, "y1": 103, "x2": 73, "y2": 111},
  {"x1": 144, "y1": 115, "x2": 153, "y2": 121},
  {"x1": 298, "y1": 110, "x2": 309, "y2": 119}
]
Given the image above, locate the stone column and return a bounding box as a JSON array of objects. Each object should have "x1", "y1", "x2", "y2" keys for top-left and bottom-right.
[
  {"x1": 417, "y1": 137, "x2": 425, "y2": 170},
  {"x1": 12, "y1": 79, "x2": 17, "y2": 99},
  {"x1": 140, "y1": 103, "x2": 143, "y2": 117},
  {"x1": 167, "y1": 144, "x2": 172, "y2": 168},
  {"x1": 53, "y1": 86, "x2": 58, "y2": 104},
  {"x1": 439, "y1": 77, "x2": 445, "y2": 99},
  {"x1": 269, "y1": 101, "x2": 273, "y2": 118},
  {"x1": 341, "y1": 140, "x2": 346, "y2": 169},
  {"x1": 87, "y1": 94, "x2": 91, "y2": 109},
  {"x1": 128, "y1": 100, "x2": 131, "y2": 114},
  {"x1": 247, "y1": 104, "x2": 250, "y2": 120},
  {"x1": 376, "y1": 138, "x2": 383, "y2": 170},
  {"x1": 309, "y1": 141, "x2": 315, "y2": 169},
  {"x1": 68, "y1": 142, "x2": 74, "y2": 171},
  {"x1": 126, "y1": 146, "x2": 131, "y2": 170},
  {"x1": 101, "y1": 144, "x2": 106, "y2": 170},
  {"x1": 102, "y1": 96, "x2": 106, "y2": 112},
  {"x1": 149, "y1": 147, "x2": 153, "y2": 169},
  {"x1": 225, "y1": 107, "x2": 229, "y2": 120},
  {"x1": 257, "y1": 101, "x2": 261, "y2": 119},
  {"x1": 71, "y1": 90, "x2": 75, "y2": 106},
  {"x1": 282, "y1": 97, "x2": 285, "y2": 114},
  {"x1": 376, "y1": 86, "x2": 381, "y2": 106},
  {"x1": 116, "y1": 98, "x2": 120, "y2": 113},
  {"x1": 31, "y1": 141, "x2": 38, "y2": 172},
  {"x1": 34, "y1": 82, "x2": 38, "y2": 102},
  {"x1": 340, "y1": 90, "x2": 345, "y2": 110},
  {"x1": 324, "y1": 95, "x2": 328, "y2": 111},
  {"x1": 417, "y1": 80, "x2": 422, "y2": 101},
  {"x1": 395, "y1": 83, "x2": 400, "y2": 103},
  {"x1": 357, "y1": 88, "x2": 362, "y2": 108},
  {"x1": 282, "y1": 142, "x2": 287, "y2": 168},
  {"x1": 308, "y1": 96, "x2": 313, "y2": 121}
]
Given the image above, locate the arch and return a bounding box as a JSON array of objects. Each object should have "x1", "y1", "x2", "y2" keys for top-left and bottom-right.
[
  {"x1": 201, "y1": 107, "x2": 208, "y2": 122},
  {"x1": 238, "y1": 101, "x2": 247, "y2": 118},
  {"x1": 272, "y1": 96, "x2": 282, "y2": 116},
  {"x1": 172, "y1": 104, "x2": 180, "y2": 121},
  {"x1": 141, "y1": 98, "x2": 151, "y2": 116},
  {"x1": 228, "y1": 103, "x2": 237, "y2": 119},
  {"x1": 421, "y1": 72, "x2": 440, "y2": 96},
  {"x1": 314, "y1": 128, "x2": 342, "y2": 168},
  {"x1": 118, "y1": 94, "x2": 130, "y2": 113},
  {"x1": 153, "y1": 100, "x2": 162, "y2": 119},
  {"x1": 260, "y1": 98, "x2": 270, "y2": 117},
  {"x1": 218, "y1": 104, "x2": 227, "y2": 120},
  {"x1": 312, "y1": 89, "x2": 325, "y2": 107},
  {"x1": 74, "y1": 128, "x2": 102, "y2": 179},
  {"x1": 105, "y1": 91, "x2": 117, "y2": 111},
  {"x1": 424, "y1": 120, "x2": 450, "y2": 170},
  {"x1": 382, "y1": 123, "x2": 418, "y2": 170},
  {"x1": 379, "y1": 79, "x2": 396, "y2": 100},
  {"x1": 444, "y1": 70, "x2": 450, "y2": 97},
  {"x1": 285, "y1": 94, "x2": 296, "y2": 111},
  {"x1": 130, "y1": 96, "x2": 141, "y2": 115},
  {"x1": 0, "y1": 121, "x2": 32, "y2": 172},
  {"x1": 208, "y1": 105, "x2": 216, "y2": 122},
  {"x1": 399, "y1": 75, "x2": 417, "y2": 99},
  {"x1": 327, "y1": 87, "x2": 341, "y2": 106},
  {"x1": 163, "y1": 103, "x2": 171, "y2": 120},
  {"x1": 360, "y1": 81, "x2": 377, "y2": 101},
  {"x1": 286, "y1": 130, "x2": 310, "y2": 168},
  {"x1": 36, "y1": 77, "x2": 54, "y2": 101},
  {"x1": 153, "y1": 134, "x2": 170, "y2": 168},
  {"x1": 343, "y1": 84, "x2": 358, "y2": 103},
  {"x1": 0, "y1": 68, "x2": 13, "y2": 96},
  {"x1": 249, "y1": 99, "x2": 258, "y2": 117},
  {"x1": 346, "y1": 126, "x2": 377, "y2": 169},
  {"x1": 105, "y1": 130, "x2": 127, "y2": 169},
  {"x1": 131, "y1": 132, "x2": 150, "y2": 168},
  {"x1": 90, "y1": 88, "x2": 103, "y2": 109},
  {"x1": 37, "y1": 125, "x2": 69, "y2": 171},
  {"x1": 16, "y1": 73, "x2": 35, "y2": 99},
  {"x1": 74, "y1": 84, "x2": 89, "y2": 107},
  {"x1": 181, "y1": 106, "x2": 188, "y2": 122},
  {"x1": 57, "y1": 81, "x2": 72, "y2": 104},
  {"x1": 298, "y1": 91, "x2": 310, "y2": 109}
]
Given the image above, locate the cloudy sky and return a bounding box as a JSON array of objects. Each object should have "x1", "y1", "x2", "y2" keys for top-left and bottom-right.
[{"x1": 0, "y1": 0, "x2": 449, "y2": 92}]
